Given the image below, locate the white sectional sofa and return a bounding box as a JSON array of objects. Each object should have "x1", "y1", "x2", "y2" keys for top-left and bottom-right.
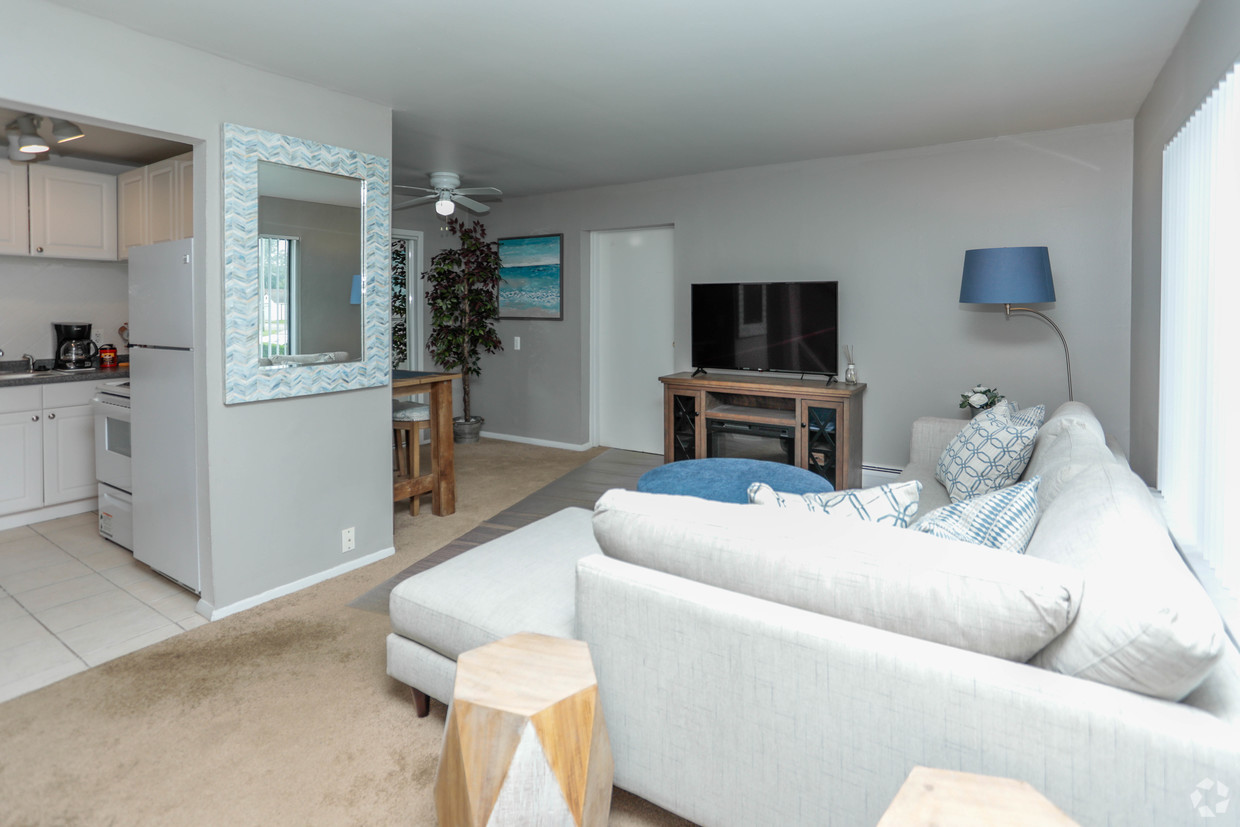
[{"x1": 388, "y1": 402, "x2": 1240, "y2": 826}]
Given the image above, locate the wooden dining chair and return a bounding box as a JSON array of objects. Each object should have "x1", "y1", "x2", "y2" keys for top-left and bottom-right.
[{"x1": 393, "y1": 400, "x2": 432, "y2": 514}]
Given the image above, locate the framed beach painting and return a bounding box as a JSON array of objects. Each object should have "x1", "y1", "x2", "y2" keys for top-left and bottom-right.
[{"x1": 498, "y1": 233, "x2": 563, "y2": 320}]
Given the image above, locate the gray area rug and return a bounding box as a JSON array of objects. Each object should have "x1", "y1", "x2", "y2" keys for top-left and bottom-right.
[{"x1": 350, "y1": 448, "x2": 661, "y2": 614}]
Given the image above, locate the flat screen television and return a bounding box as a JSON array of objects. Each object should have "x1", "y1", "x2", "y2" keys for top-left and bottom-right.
[{"x1": 691, "y1": 281, "x2": 839, "y2": 375}]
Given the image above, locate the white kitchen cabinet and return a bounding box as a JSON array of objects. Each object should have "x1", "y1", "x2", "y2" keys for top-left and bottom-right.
[
  {"x1": 28, "y1": 165, "x2": 118, "y2": 260},
  {"x1": 118, "y1": 152, "x2": 193, "y2": 259},
  {"x1": 0, "y1": 382, "x2": 98, "y2": 518},
  {"x1": 42, "y1": 402, "x2": 96, "y2": 505},
  {"x1": 0, "y1": 386, "x2": 45, "y2": 517},
  {"x1": 0, "y1": 161, "x2": 29, "y2": 256}
]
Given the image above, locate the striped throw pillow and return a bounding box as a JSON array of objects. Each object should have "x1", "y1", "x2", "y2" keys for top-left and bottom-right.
[
  {"x1": 911, "y1": 477, "x2": 1041, "y2": 553},
  {"x1": 748, "y1": 480, "x2": 923, "y2": 528}
]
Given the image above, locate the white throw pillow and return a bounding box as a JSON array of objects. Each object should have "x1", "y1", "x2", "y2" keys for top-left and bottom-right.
[
  {"x1": 593, "y1": 489, "x2": 1083, "y2": 662},
  {"x1": 911, "y1": 477, "x2": 1040, "y2": 554},
  {"x1": 748, "y1": 480, "x2": 922, "y2": 528},
  {"x1": 935, "y1": 406, "x2": 1038, "y2": 502}
]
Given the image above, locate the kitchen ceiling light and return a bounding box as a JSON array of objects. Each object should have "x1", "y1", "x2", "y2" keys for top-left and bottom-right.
[
  {"x1": 435, "y1": 192, "x2": 456, "y2": 216},
  {"x1": 15, "y1": 115, "x2": 49, "y2": 153},
  {"x1": 51, "y1": 118, "x2": 84, "y2": 143},
  {"x1": 6, "y1": 131, "x2": 37, "y2": 162}
]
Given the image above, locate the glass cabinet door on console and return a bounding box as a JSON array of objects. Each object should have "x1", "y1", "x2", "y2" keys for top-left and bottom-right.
[
  {"x1": 666, "y1": 389, "x2": 703, "y2": 461},
  {"x1": 799, "y1": 401, "x2": 841, "y2": 489}
]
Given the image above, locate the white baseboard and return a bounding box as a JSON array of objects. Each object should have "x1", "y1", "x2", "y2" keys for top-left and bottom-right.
[
  {"x1": 198, "y1": 546, "x2": 395, "y2": 621},
  {"x1": 478, "y1": 430, "x2": 595, "y2": 452},
  {"x1": 0, "y1": 497, "x2": 97, "y2": 531},
  {"x1": 861, "y1": 465, "x2": 903, "y2": 487}
]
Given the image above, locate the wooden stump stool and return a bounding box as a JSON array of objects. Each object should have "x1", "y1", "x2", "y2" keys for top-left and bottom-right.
[{"x1": 435, "y1": 633, "x2": 613, "y2": 826}]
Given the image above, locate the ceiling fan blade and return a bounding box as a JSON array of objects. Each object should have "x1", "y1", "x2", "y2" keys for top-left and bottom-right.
[
  {"x1": 393, "y1": 184, "x2": 436, "y2": 194},
  {"x1": 452, "y1": 194, "x2": 491, "y2": 214},
  {"x1": 454, "y1": 186, "x2": 503, "y2": 197},
  {"x1": 393, "y1": 194, "x2": 437, "y2": 210}
]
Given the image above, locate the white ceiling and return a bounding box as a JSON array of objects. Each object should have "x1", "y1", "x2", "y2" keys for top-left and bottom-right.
[{"x1": 42, "y1": 0, "x2": 1198, "y2": 198}]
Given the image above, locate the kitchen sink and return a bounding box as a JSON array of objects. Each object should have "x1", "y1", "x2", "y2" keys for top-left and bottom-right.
[{"x1": 0, "y1": 371, "x2": 42, "y2": 381}]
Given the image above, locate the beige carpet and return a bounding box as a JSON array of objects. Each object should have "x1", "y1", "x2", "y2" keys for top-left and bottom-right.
[{"x1": 0, "y1": 439, "x2": 693, "y2": 827}]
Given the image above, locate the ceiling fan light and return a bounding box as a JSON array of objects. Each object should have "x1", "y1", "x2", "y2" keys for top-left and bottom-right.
[
  {"x1": 15, "y1": 115, "x2": 49, "y2": 153},
  {"x1": 51, "y1": 118, "x2": 84, "y2": 143},
  {"x1": 435, "y1": 193, "x2": 455, "y2": 216}
]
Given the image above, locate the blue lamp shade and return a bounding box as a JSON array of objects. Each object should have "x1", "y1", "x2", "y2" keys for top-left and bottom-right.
[
  {"x1": 349, "y1": 274, "x2": 362, "y2": 305},
  {"x1": 959, "y1": 247, "x2": 1055, "y2": 304}
]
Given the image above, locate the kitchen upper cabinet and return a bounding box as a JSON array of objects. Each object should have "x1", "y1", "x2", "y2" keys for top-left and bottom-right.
[
  {"x1": 118, "y1": 152, "x2": 193, "y2": 259},
  {"x1": 28, "y1": 165, "x2": 118, "y2": 260},
  {"x1": 0, "y1": 161, "x2": 28, "y2": 256}
]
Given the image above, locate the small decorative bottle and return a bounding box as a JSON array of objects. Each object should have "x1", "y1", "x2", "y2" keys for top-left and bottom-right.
[{"x1": 843, "y1": 345, "x2": 857, "y2": 384}]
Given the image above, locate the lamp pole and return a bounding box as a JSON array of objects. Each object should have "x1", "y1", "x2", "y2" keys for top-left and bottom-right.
[{"x1": 1005, "y1": 304, "x2": 1073, "y2": 401}]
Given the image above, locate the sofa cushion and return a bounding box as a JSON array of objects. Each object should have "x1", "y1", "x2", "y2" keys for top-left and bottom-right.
[
  {"x1": 911, "y1": 476, "x2": 1040, "y2": 554},
  {"x1": 935, "y1": 407, "x2": 1038, "y2": 502},
  {"x1": 389, "y1": 507, "x2": 599, "y2": 660},
  {"x1": 1021, "y1": 404, "x2": 1121, "y2": 509},
  {"x1": 1025, "y1": 463, "x2": 1226, "y2": 699},
  {"x1": 593, "y1": 488, "x2": 1082, "y2": 662},
  {"x1": 747, "y1": 480, "x2": 922, "y2": 528}
]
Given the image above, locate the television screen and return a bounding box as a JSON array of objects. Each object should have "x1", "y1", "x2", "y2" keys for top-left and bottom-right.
[{"x1": 691, "y1": 281, "x2": 838, "y2": 375}]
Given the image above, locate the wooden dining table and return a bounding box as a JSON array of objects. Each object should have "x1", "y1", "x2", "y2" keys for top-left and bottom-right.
[{"x1": 392, "y1": 370, "x2": 461, "y2": 516}]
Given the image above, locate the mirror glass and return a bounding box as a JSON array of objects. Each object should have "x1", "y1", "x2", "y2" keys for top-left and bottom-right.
[
  {"x1": 257, "y1": 162, "x2": 362, "y2": 364},
  {"x1": 222, "y1": 123, "x2": 390, "y2": 404}
]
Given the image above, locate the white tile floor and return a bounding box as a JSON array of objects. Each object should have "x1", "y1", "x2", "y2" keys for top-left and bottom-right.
[{"x1": 0, "y1": 511, "x2": 206, "y2": 703}]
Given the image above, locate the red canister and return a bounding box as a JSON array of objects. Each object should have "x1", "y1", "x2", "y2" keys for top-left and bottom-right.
[{"x1": 99, "y1": 344, "x2": 118, "y2": 369}]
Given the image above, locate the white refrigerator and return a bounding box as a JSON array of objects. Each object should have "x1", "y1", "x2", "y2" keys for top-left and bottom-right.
[{"x1": 128, "y1": 239, "x2": 201, "y2": 592}]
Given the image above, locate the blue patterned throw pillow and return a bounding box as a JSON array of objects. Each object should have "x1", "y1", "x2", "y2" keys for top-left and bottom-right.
[
  {"x1": 912, "y1": 477, "x2": 1041, "y2": 553},
  {"x1": 935, "y1": 406, "x2": 1038, "y2": 502},
  {"x1": 748, "y1": 480, "x2": 922, "y2": 528},
  {"x1": 995, "y1": 400, "x2": 1047, "y2": 430}
]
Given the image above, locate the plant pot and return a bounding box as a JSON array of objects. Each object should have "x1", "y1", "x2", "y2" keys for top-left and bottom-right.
[{"x1": 453, "y1": 416, "x2": 484, "y2": 443}]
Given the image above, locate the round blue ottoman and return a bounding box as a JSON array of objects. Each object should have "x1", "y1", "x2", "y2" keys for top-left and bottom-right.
[{"x1": 637, "y1": 458, "x2": 834, "y2": 504}]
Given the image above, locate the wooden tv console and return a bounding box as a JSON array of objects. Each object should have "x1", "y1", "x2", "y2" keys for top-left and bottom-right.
[{"x1": 660, "y1": 372, "x2": 866, "y2": 491}]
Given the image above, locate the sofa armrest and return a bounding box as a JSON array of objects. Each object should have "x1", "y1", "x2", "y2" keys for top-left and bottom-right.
[
  {"x1": 576, "y1": 554, "x2": 1240, "y2": 827},
  {"x1": 908, "y1": 416, "x2": 967, "y2": 468}
]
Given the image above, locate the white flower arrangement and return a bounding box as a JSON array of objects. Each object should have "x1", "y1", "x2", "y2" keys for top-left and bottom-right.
[{"x1": 960, "y1": 384, "x2": 1005, "y2": 411}]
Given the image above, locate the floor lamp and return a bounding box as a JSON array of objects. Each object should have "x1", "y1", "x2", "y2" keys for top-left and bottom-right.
[{"x1": 959, "y1": 246, "x2": 1073, "y2": 401}]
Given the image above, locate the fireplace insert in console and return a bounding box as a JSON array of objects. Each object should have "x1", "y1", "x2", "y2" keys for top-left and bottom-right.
[{"x1": 706, "y1": 418, "x2": 796, "y2": 465}]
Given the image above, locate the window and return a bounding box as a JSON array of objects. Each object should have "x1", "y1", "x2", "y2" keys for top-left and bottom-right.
[
  {"x1": 1160, "y1": 62, "x2": 1239, "y2": 631},
  {"x1": 259, "y1": 235, "x2": 298, "y2": 358}
]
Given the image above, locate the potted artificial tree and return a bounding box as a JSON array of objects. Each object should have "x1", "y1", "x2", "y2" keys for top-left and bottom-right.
[{"x1": 422, "y1": 217, "x2": 503, "y2": 443}]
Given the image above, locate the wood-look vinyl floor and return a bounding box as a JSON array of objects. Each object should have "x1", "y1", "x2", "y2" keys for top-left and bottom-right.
[{"x1": 350, "y1": 447, "x2": 661, "y2": 614}]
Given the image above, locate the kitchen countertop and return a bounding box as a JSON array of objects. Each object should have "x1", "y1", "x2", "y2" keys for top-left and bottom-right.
[{"x1": 0, "y1": 361, "x2": 130, "y2": 388}]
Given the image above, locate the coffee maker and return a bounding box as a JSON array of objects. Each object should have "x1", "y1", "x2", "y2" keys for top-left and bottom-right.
[{"x1": 53, "y1": 322, "x2": 99, "y2": 371}]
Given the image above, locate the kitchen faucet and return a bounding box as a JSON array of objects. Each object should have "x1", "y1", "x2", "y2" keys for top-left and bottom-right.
[{"x1": 22, "y1": 353, "x2": 35, "y2": 371}]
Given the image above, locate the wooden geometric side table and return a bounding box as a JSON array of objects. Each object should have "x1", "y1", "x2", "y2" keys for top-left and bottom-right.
[
  {"x1": 877, "y1": 766, "x2": 1080, "y2": 826},
  {"x1": 434, "y1": 633, "x2": 613, "y2": 826}
]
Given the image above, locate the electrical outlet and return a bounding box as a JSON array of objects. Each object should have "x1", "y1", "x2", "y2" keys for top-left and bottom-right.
[
  {"x1": 92, "y1": 331, "x2": 102, "y2": 345},
  {"x1": 341, "y1": 526, "x2": 356, "y2": 553},
  {"x1": 514, "y1": 336, "x2": 521, "y2": 351}
]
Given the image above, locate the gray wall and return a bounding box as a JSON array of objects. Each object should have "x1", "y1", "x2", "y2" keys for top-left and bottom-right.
[
  {"x1": 402, "y1": 122, "x2": 1134, "y2": 469},
  {"x1": 3, "y1": 2, "x2": 393, "y2": 612},
  {"x1": 1130, "y1": 0, "x2": 1240, "y2": 485}
]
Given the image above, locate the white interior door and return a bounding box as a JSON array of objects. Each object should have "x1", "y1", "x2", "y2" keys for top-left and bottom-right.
[{"x1": 592, "y1": 226, "x2": 674, "y2": 454}]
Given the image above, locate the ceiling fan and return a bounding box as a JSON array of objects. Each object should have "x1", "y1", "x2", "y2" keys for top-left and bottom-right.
[{"x1": 393, "y1": 171, "x2": 502, "y2": 216}]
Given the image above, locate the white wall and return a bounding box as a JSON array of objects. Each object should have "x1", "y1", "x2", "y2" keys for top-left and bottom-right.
[
  {"x1": 1131, "y1": 0, "x2": 1240, "y2": 486},
  {"x1": 2, "y1": 2, "x2": 393, "y2": 613},
  {"x1": 405, "y1": 121, "x2": 1134, "y2": 469},
  {"x1": 0, "y1": 257, "x2": 129, "y2": 361}
]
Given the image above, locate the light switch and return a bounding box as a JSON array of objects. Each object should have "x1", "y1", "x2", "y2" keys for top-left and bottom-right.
[{"x1": 514, "y1": 337, "x2": 521, "y2": 351}]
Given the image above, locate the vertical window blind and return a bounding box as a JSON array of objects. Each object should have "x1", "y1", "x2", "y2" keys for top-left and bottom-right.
[{"x1": 1160, "y1": 62, "x2": 1239, "y2": 606}]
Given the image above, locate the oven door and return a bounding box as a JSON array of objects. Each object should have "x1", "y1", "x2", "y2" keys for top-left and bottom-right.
[{"x1": 93, "y1": 396, "x2": 132, "y2": 493}]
